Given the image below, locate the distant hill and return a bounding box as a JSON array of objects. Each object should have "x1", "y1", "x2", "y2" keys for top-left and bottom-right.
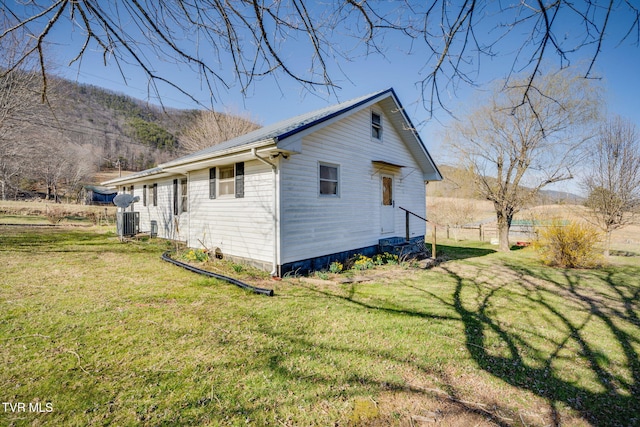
[
  {"x1": 25, "y1": 76, "x2": 261, "y2": 173},
  {"x1": 48, "y1": 78, "x2": 201, "y2": 171},
  {"x1": 1, "y1": 72, "x2": 259, "y2": 201},
  {"x1": 429, "y1": 164, "x2": 583, "y2": 204}
]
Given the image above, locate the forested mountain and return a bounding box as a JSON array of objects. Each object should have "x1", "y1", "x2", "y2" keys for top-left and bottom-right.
[
  {"x1": 0, "y1": 72, "x2": 258, "y2": 201},
  {"x1": 49, "y1": 78, "x2": 199, "y2": 171}
]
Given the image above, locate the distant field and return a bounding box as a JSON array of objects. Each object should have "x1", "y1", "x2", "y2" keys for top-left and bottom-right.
[
  {"x1": 1, "y1": 225, "x2": 638, "y2": 426},
  {"x1": 0, "y1": 200, "x2": 116, "y2": 225},
  {"x1": 428, "y1": 197, "x2": 640, "y2": 255}
]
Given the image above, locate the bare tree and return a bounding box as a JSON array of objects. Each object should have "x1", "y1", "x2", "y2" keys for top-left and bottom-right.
[
  {"x1": 1, "y1": 1, "x2": 638, "y2": 115},
  {"x1": 0, "y1": 17, "x2": 41, "y2": 199},
  {"x1": 582, "y1": 116, "x2": 640, "y2": 256},
  {"x1": 447, "y1": 70, "x2": 601, "y2": 251},
  {"x1": 180, "y1": 108, "x2": 260, "y2": 154},
  {"x1": 427, "y1": 198, "x2": 478, "y2": 241}
]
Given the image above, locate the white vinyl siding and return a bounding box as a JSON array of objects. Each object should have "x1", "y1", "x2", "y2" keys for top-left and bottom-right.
[
  {"x1": 187, "y1": 160, "x2": 274, "y2": 265},
  {"x1": 279, "y1": 106, "x2": 426, "y2": 264},
  {"x1": 129, "y1": 179, "x2": 183, "y2": 241}
]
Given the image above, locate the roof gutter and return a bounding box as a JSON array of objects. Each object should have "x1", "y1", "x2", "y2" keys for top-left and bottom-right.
[{"x1": 251, "y1": 148, "x2": 279, "y2": 277}]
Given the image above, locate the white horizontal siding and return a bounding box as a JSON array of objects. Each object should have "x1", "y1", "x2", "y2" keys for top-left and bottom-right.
[
  {"x1": 187, "y1": 160, "x2": 275, "y2": 264},
  {"x1": 124, "y1": 160, "x2": 275, "y2": 265},
  {"x1": 126, "y1": 179, "x2": 183, "y2": 241},
  {"x1": 279, "y1": 105, "x2": 427, "y2": 264}
]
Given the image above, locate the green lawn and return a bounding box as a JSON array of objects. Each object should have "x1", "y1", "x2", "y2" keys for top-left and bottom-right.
[{"x1": 1, "y1": 226, "x2": 638, "y2": 426}]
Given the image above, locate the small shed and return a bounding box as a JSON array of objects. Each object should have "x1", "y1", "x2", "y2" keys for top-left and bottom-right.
[{"x1": 83, "y1": 185, "x2": 118, "y2": 205}]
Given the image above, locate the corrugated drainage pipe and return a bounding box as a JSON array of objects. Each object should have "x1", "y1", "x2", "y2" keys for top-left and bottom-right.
[{"x1": 161, "y1": 251, "x2": 274, "y2": 296}]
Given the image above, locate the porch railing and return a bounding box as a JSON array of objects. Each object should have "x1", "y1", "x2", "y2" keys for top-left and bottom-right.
[{"x1": 399, "y1": 206, "x2": 437, "y2": 258}]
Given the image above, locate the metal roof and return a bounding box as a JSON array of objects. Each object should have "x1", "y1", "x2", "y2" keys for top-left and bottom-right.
[
  {"x1": 163, "y1": 88, "x2": 395, "y2": 166},
  {"x1": 103, "y1": 88, "x2": 442, "y2": 186}
]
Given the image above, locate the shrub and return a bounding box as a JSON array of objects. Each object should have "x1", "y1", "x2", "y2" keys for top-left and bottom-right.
[
  {"x1": 533, "y1": 220, "x2": 602, "y2": 268},
  {"x1": 45, "y1": 206, "x2": 65, "y2": 224}
]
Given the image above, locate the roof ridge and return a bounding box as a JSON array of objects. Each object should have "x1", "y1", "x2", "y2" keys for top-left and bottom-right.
[{"x1": 164, "y1": 88, "x2": 394, "y2": 164}]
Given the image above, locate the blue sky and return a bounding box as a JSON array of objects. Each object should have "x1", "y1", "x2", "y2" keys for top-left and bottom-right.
[{"x1": 28, "y1": 1, "x2": 640, "y2": 193}]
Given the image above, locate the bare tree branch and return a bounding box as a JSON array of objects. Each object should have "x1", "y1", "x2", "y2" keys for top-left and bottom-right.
[
  {"x1": 582, "y1": 116, "x2": 640, "y2": 256},
  {"x1": 1, "y1": 1, "x2": 638, "y2": 116},
  {"x1": 447, "y1": 70, "x2": 601, "y2": 251}
]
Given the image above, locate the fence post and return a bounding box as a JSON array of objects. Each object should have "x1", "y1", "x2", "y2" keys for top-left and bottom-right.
[
  {"x1": 479, "y1": 224, "x2": 483, "y2": 241},
  {"x1": 405, "y1": 209, "x2": 410, "y2": 242},
  {"x1": 432, "y1": 224, "x2": 437, "y2": 259}
]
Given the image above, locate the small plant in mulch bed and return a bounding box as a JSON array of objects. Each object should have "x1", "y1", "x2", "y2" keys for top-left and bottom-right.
[
  {"x1": 329, "y1": 261, "x2": 343, "y2": 274},
  {"x1": 373, "y1": 252, "x2": 399, "y2": 266},
  {"x1": 314, "y1": 271, "x2": 330, "y2": 280},
  {"x1": 181, "y1": 248, "x2": 209, "y2": 263},
  {"x1": 352, "y1": 254, "x2": 375, "y2": 271}
]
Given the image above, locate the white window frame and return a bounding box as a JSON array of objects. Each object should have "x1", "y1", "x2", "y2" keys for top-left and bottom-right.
[
  {"x1": 217, "y1": 164, "x2": 235, "y2": 197},
  {"x1": 319, "y1": 162, "x2": 340, "y2": 197},
  {"x1": 371, "y1": 110, "x2": 383, "y2": 141},
  {"x1": 180, "y1": 178, "x2": 188, "y2": 213}
]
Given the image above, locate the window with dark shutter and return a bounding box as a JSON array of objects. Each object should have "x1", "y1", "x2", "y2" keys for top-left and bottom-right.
[
  {"x1": 235, "y1": 162, "x2": 244, "y2": 198},
  {"x1": 152, "y1": 183, "x2": 157, "y2": 206},
  {"x1": 173, "y1": 179, "x2": 178, "y2": 215},
  {"x1": 209, "y1": 167, "x2": 216, "y2": 199},
  {"x1": 180, "y1": 178, "x2": 188, "y2": 213}
]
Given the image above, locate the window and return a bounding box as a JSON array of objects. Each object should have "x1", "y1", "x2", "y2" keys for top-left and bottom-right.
[
  {"x1": 173, "y1": 179, "x2": 179, "y2": 215},
  {"x1": 213, "y1": 163, "x2": 244, "y2": 198},
  {"x1": 209, "y1": 167, "x2": 216, "y2": 199},
  {"x1": 180, "y1": 178, "x2": 188, "y2": 213},
  {"x1": 218, "y1": 165, "x2": 235, "y2": 196},
  {"x1": 172, "y1": 179, "x2": 188, "y2": 214},
  {"x1": 371, "y1": 111, "x2": 382, "y2": 140},
  {"x1": 319, "y1": 163, "x2": 339, "y2": 196}
]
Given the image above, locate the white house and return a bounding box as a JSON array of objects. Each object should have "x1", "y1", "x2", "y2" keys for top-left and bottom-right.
[{"x1": 103, "y1": 88, "x2": 442, "y2": 276}]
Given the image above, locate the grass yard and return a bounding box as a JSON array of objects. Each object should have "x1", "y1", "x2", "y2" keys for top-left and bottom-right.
[{"x1": 1, "y1": 225, "x2": 639, "y2": 426}]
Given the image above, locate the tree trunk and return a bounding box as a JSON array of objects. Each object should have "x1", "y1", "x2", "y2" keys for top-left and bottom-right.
[
  {"x1": 604, "y1": 230, "x2": 612, "y2": 257},
  {"x1": 496, "y1": 210, "x2": 512, "y2": 252}
]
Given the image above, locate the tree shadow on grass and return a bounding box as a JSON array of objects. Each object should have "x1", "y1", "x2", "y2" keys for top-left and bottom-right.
[
  {"x1": 443, "y1": 262, "x2": 640, "y2": 427},
  {"x1": 295, "y1": 257, "x2": 639, "y2": 425},
  {"x1": 432, "y1": 243, "x2": 496, "y2": 261}
]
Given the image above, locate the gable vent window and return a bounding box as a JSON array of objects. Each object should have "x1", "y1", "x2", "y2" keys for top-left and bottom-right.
[{"x1": 371, "y1": 112, "x2": 382, "y2": 140}]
